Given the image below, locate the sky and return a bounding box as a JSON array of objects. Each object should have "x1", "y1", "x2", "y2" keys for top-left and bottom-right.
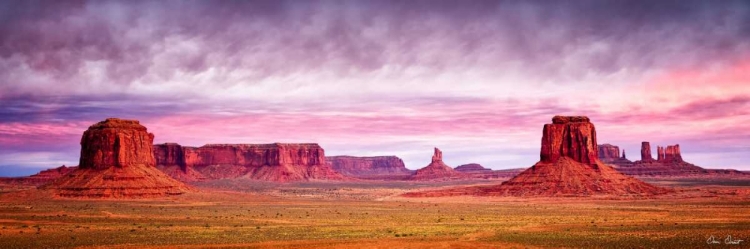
[{"x1": 1, "y1": 0, "x2": 749, "y2": 176}]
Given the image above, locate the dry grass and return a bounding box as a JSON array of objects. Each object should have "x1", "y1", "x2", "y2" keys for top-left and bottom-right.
[{"x1": 0, "y1": 180, "x2": 748, "y2": 248}]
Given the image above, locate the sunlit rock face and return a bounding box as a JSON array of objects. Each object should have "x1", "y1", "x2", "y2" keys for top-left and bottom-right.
[
  {"x1": 79, "y1": 118, "x2": 156, "y2": 169},
  {"x1": 154, "y1": 143, "x2": 344, "y2": 182}
]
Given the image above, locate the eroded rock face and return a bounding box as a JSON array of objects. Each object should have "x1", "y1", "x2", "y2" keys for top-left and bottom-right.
[
  {"x1": 28, "y1": 165, "x2": 77, "y2": 181},
  {"x1": 182, "y1": 143, "x2": 325, "y2": 168},
  {"x1": 47, "y1": 118, "x2": 188, "y2": 198},
  {"x1": 411, "y1": 147, "x2": 464, "y2": 181},
  {"x1": 431, "y1": 148, "x2": 443, "y2": 162},
  {"x1": 598, "y1": 144, "x2": 620, "y2": 161},
  {"x1": 436, "y1": 116, "x2": 666, "y2": 197},
  {"x1": 153, "y1": 143, "x2": 344, "y2": 182},
  {"x1": 613, "y1": 142, "x2": 737, "y2": 176},
  {"x1": 641, "y1": 142, "x2": 654, "y2": 162},
  {"x1": 454, "y1": 163, "x2": 492, "y2": 173},
  {"x1": 326, "y1": 156, "x2": 411, "y2": 177},
  {"x1": 153, "y1": 143, "x2": 185, "y2": 169},
  {"x1": 663, "y1": 144, "x2": 682, "y2": 162},
  {"x1": 540, "y1": 116, "x2": 598, "y2": 166},
  {"x1": 597, "y1": 143, "x2": 633, "y2": 167},
  {"x1": 79, "y1": 118, "x2": 155, "y2": 169}
]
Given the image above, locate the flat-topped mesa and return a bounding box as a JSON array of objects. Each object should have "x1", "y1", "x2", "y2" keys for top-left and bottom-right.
[
  {"x1": 454, "y1": 163, "x2": 492, "y2": 172},
  {"x1": 540, "y1": 116, "x2": 598, "y2": 166},
  {"x1": 551, "y1": 115, "x2": 590, "y2": 124},
  {"x1": 598, "y1": 144, "x2": 620, "y2": 161},
  {"x1": 184, "y1": 143, "x2": 325, "y2": 167},
  {"x1": 640, "y1": 142, "x2": 654, "y2": 162},
  {"x1": 326, "y1": 156, "x2": 411, "y2": 177},
  {"x1": 79, "y1": 118, "x2": 155, "y2": 169},
  {"x1": 153, "y1": 142, "x2": 343, "y2": 182}
]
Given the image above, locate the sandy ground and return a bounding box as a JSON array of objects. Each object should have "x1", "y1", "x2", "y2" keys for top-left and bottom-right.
[{"x1": 0, "y1": 178, "x2": 748, "y2": 248}]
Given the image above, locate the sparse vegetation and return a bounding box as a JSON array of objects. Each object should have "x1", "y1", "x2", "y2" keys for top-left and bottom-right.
[{"x1": 0, "y1": 180, "x2": 748, "y2": 248}]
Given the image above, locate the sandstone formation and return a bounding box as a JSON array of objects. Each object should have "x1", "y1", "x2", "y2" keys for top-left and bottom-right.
[
  {"x1": 152, "y1": 143, "x2": 186, "y2": 169},
  {"x1": 411, "y1": 148, "x2": 464, "y2": 181},
  {"x1": 406, "y1": 116, "x2": 665, "y2": 197},
  {"x1": 598, "y1": 144, "x2": 633, "y2": 166},
  {"x1": 45, "y1": 118, "x2": 189, "y2": 198},
  {"x1": 597, "y1": 144, "x2": 620, "y2": 161},
  {"x1": 541, "y1": 116, "x2": 598, "y2": 166},
  {"x1": 453, "y1": 164, "x2": 525, "y2": 179},
  {"x1": 154, "y1": 143, "x2": 345, "y2": 182},
  {"x1": 640, "y1": 142, "x2": 654, "y2": 162},
  {"x1": 454, "y1": 163, "x2": 492, "y2": 173},
  {"x1": 25, "y1": 165, "x2": 78, "y2": 184},
  {"x1": 663, "y1": 145, "x2": 683, "y2": 162},
  {"x1": 78, "y1": 119, "x2": 156, "y2": 169},
  {"x1": 599, "y1": 142, "x2": 747, "y2": 177},
  {"x1": 0, "y1": 165, "x2": 79, "y2": 186},
  {"x1": 615, "y1": 142, "x2": 744, "y2": 176},
  {"x1": 326, "y1": 156, "x2": 412, "y2": 178}
]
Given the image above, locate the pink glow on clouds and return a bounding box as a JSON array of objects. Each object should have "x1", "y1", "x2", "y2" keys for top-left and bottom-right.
[{"x1": 1, "y1": 1, "x2": 750, "y2": 175}]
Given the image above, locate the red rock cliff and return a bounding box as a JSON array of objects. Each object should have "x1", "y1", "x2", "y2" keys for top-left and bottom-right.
[
  {"x1": 640, "y1": 142, "x2": 654, "y2": 162},
  {"x1": 153, "y1": 143, "x2": 185, "y2": 169},
  {"x1": 653, "y1": 144, "x2": 683, "y2": 163},
  {"x1": 79, "y1": 118, "x2": 155, "y2": 169},
  {"x1": 154, "y1": 143, "x2": 343, "y2": 182},
  {"x1": 180, "y1": 143, "x2": 325, "y2": 168},
  {"x1": 597, "y1": 144, "x2": 620, "y2": 161},
  {"x1": 663, "y1": 144, "x2": 683, "y2": 162},
  {"x1": 326, "y1": 156, "x2": 410, "y2": 177},
  {"x1": 540, "y1": 116, "x2": 598, "y2": 166}
]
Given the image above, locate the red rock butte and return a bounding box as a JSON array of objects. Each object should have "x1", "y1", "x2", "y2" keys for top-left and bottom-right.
[
  {"x1": 541, "y1": 116, "x2": 598, "y2": 166},
  {"x1": 405, "y1": 116, "x2": 666, "y2": 197},
  {"x1": 411, "y1": 148, "x2": 464, "y2": 181},
  {"x1": 607, "y1": 142, "x2": 746, "y2": 176},
  {"x1": 497, "y1": 116, "x2": 664, "y2": 196},
  {"x1": 597, "y1": 144, "x2": 620, "y2": 161},
  {"x1": 326, "y1": 156, "x2": 412, "y2": 178},
  {"x1": 153, "y1": 142, "x2": 345, "y2": 182},
  {"x1": 454, "y1": 163, "x2": 492, "y2": 173},
  {"x1": 78, "y1": 118, "x2": 156, "y2": 169},
  {"x1": 45, "y1": 118, "x2": 189, "y2": 198}
]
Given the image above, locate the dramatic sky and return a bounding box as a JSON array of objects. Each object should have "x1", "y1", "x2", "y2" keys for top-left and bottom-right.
[{"x1": 1, "y1": 0, "x2": 749, "y2": 176}]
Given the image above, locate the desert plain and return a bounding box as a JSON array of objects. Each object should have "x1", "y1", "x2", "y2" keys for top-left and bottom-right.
[{"x1": 1, "y1": 177, "x2": 749, "y2": 249}]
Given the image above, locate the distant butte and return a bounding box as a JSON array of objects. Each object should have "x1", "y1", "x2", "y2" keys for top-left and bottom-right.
[
  {"x1": 603, "y1": 142, "x2": 747, "y2": 176},
  {"x1": 410, "y1": 148, "x2": 465, "y2": 181},
  {"x1": 454, "y1": 163, "x2": 492, "y2": 173},
  {"x1": 326, "y1": 155, "x2": 413, "y2": 179}
]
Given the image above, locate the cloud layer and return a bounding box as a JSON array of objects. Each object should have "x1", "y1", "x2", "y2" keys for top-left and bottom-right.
[{"x1": 1, "y1": 0, "x2": 749, "y2": 176}]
